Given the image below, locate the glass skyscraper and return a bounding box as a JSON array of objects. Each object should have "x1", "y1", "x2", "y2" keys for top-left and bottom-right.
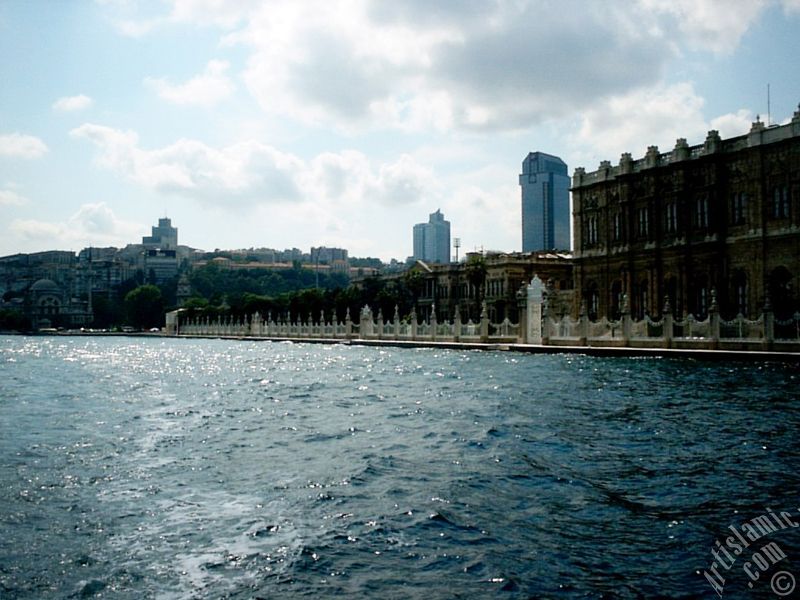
[
  {"x1": 519, "y1": 152, "x2": 570, "y2": 252},
  {"x1": 413, "y1": 209, "x2": 451, "y2": 264}
]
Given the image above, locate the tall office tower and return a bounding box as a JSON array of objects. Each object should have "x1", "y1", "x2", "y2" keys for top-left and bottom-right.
[
  {"x1": 519, "y1": 152, "x2": 571, "y2": 252},
  {"x1": 142, "y1": 217, "x2": 178, "y2": 249},
  {"x1": 412, "y1": 209, "x2": 451, "y2": 264}
]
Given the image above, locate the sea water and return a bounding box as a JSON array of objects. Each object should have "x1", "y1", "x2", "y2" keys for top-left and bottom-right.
[{"x1": 1, "y1": 336, "x2": 798, "y2": 598}]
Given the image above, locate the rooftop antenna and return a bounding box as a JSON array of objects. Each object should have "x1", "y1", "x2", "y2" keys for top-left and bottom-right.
[
  {"x1": 767, "y1": 83, "x2": 771, "y2": 126},
  {"x1": 453, "y1": 237, "x2": 461, "y2": 263}
]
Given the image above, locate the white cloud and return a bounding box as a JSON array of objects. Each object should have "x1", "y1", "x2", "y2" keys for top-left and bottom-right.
[
  {"x1": 145, "y1": 60, "x2": 234, "y2": 107},
  {"x1": 636, "y1": 0, "x2": 769, "y2": 54},
  {"x1": 223, "y1": 0, "x2": 773, "y2": 132},
  {"x1": 52, "y1": 94, "x2": 94, "y2": 112},
  {"x1": 0, "y1": 189, "x2": 29, "y2": 206},
  {"x1": 569, "y1": 82, "x2": 709, "y2": 169},
  {"x1": 568, "y1": 84, "x2": 763, "y2": 171},
  {"x1": 104, "y1": 0, "x2": 256, "y2": 37},
  {"x1": 70, "y1": 123, "x2": 436, "y2": 211},
  {"x1": 0, "y1": 133, "x2": 48, "y2": 159},
  {"x1": 71, "y1": 123, "x2": 302, "y2": 201},
  {"x1": 710, "y1": 109, "x2": 755, "y2": 139},
  {"x1": 373, "y1": 154, "x2": 437, "y2": 206},
  {"x1": 167, "y1": 0, "x2": 258, "y2": 28},
  {"x1": 103, "y1": 0, "x2": 783, "y2": 135},
  {"x1": 9, "y1": 202, "x2": 142, "y2": 248},
  {"x1": 783, "y1": 0, "x2": 800, "y2": 11},
  {"x1": 9, "y1": 219, "x2": 63, "y2": 240}
]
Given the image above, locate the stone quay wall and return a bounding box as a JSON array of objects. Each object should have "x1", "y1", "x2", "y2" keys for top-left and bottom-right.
[{"x1": 169, "y1": 277, "x2": 800, "y2": 354}]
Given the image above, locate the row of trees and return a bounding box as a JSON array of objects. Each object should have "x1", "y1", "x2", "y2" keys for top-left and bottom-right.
[
  {"x1": 2, "y1": 255, "x2": 490, "y2": 332},
  {"x1": 181, "y1": 255, "x2": 490, "y2": 325},
  {"x1": 181, "y1": 275, "x2": 417, "y2": 325}
]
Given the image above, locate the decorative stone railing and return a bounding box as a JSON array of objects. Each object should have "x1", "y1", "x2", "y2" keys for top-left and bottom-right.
[
  {"x1": 176, "y1": 303, "x2": 520, "y2": 344},
  {"x1": 170, "y1": 286, "x2": 800, "y2": 352},
  {"x1": 543, "y1": 292, "x2": 800, "y2": 350}
]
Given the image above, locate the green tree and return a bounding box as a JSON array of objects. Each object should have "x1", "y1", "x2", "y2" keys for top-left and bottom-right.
[
  {"x1": 0, "y1": 308, "x2": 31, "y2": 331},
  {"x1": 465, "y1": 254, "x2": 487, "y2": 320},
  {"x1": 403, "y1": 270, "x2": 424, "y2": 310},
  {"x1": 90, "y1": 294, "x2": 121, "y2": 329},
  {"x1": 124, "y1": 284, "x2": 165, "y2": 329}
]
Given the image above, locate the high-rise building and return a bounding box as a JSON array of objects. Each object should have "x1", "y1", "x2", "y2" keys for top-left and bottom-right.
[
  {"x1": 142, "y1": 217, "x2": 178, "y2": 249},
  {"x1": 519, "y1": 152, "x2": 571, "y2": 252},
  {"x1": 413, "y1": 209, "x2": 451, "y2": 264}
]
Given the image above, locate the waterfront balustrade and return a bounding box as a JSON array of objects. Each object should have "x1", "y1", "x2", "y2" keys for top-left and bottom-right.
[{"x1": 171, "y1": 287, "x2": 800, "y2": 352}]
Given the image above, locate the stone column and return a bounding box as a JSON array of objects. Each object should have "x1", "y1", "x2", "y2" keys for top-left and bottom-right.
[
  {"x1": 620, "y1": 295, "x2": 631, "y2": 346},
  {"x1": 578, "y1": 299, "x2": 589, "y2": 346},
  {"x1": 360, "y1": 305, "x2": 374, "y2": 338},
  {"x1": 527, "y1": 275, "x2": 544, "y2": 345},
  {"x1": 410, "y1": 308, "x2": 418, "y2": 340},
  {"x1": 662, "y1": 297, "x2": 673, "y2": 349},
  {"x1": 709, "y1": 288, "x2": 720, "y2": 349},
  {"x1": 541, "y1": 296, "x2": 550, "y2": 345},
  {"x1": 516, "y1": 283, "x2": 528, "y2": 344},
  {"x1": 480, "y1": 301, "x2": 489, "y2": 342},
  {"x1": 763, "y1": 294, "x2": 774, "y2": 350},
  {"x1": 345, "y1": 307, "x2": 353, "y2": 339},
  {"x1": 393, "y1": 305, "x2": 400, "y2": 340},
  {"x1": 453, "y1": 305, "x2": 461, "y2": 342},
  {"x1": 376, "y1": 309, "x2": 384, "y2": 339},
  {"x1": 430, "y1": 304, "x2": 437, "y2": 341}
]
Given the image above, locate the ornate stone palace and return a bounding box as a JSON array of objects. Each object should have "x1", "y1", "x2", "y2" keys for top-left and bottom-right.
[{"x1": 572, "y1": 105, "x2": 800, "y2": 322}]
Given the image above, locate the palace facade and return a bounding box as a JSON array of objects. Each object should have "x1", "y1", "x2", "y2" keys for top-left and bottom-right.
[
  {"x1": 572, "y1": 105, "x2": 800, "y2": 321},
  {"x1": 403, "y1": 251, "x2": 573, "y2": 323}
]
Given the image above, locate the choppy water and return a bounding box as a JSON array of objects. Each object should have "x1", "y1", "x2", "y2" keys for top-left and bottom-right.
[{"x1": 1, "y1": 336, "x2": 799, "y2": 599}]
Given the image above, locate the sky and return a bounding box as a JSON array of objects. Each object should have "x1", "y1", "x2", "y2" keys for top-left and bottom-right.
[{"x1": 1, "y1": 0, "x2": 799, "y2": 261}]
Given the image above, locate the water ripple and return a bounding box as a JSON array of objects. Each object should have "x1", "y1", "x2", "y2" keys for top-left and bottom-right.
[{"x1": 1, "y1": 336, "x2": 798, "y2": 598}]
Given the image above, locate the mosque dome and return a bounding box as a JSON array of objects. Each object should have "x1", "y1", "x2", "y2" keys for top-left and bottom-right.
[{"x1": 30, "y1": 279, "x2": 61, "y2": 294}]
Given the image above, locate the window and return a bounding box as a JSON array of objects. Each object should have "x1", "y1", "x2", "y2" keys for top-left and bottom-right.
[
  {"x1": 612, "y1": 212, "x2": 622, "y2": 242},
  {"x1": 772, "y1": 185, "x2": 790, "y2": 219},
  {"x1": 585, "y1": 215, "x2": 599, "y2": 246},
  {"x1": 694, "y1": 196, "x2": 709, "y2": 229},
  {"x1": 611, "y1": 280, "x2": 623, "y2": 319},
  {"x1": 586, "y1": 284, "x2": 599, "y2": 320},
  {"x1": 637, "y1": 280, "x2": 649, "y2": 319},
  {"x1": 664, "y1": 202, "x2": 678, "y2": 234},
  {"x1": 730, "y1": 192, "x2": 747, "y2": 225},
  {"x1": 693, "y1": 280, "x2": 709, "y2": 319},
  {"x1": 637, "y1": 207, "x2": 649, "y2": 238},
  {"x1": 732, "y1": 273, "x2": 747, "y2": 316}
]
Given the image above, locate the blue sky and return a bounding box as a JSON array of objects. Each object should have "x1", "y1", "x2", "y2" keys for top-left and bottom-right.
[{"x1": 1, "y1": 0, "x2": 799, "y2": 260}]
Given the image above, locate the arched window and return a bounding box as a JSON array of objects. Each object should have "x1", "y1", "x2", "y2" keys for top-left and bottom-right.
[
  {"x1": 610, "y1": 280, "x2": 623, "y2": 320},
  {"x1": 693, "y1": 276, "x2": 709, "y2": 319},
  {"x1": 769, "y1": 266, "x2": 794, "y2": 318},
  {"x1": 730, "y1": 271, "x2": 748, "y2": 317},
  {"x1": 664, "y1": 276, "x2": 679, "y2": 315},
  {"x1": 585, "y1": 282, "x2": 599, "y2": 321},
  {"x1": 637, "y1": 280, "x2": 649, "y2": 319}
]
